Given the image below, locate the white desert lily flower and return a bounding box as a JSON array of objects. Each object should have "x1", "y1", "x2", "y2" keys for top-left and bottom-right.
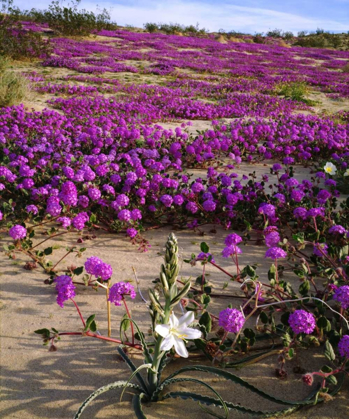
[
  {"x1": 344, "y1": 169, "x2": 349, "y2": 177},
  {"x1": 324, "y1": 162, "x2": 337, "y2": 175},
  {"x1": 155, "y1": 311, "x2": 201, "y2": 358}
]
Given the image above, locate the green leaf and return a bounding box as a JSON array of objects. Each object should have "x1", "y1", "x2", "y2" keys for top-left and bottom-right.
[
  {"x1": 132, "y1": 393, "x2": 148, "y2": 418},
  {"x1": 204, "y1": 286, "x2": 212, "y2": 294},
  {"x1": 89, "y1": 321, "x2": 97, "y2": 332},
  {"x1": 199, "y1": 312, "x2": 212, "y2": 337},
  {"x1": 245, "y1": 265, "x2": 256, "y2": 277},
  {"x1": 89, "y1": 213, "x2": 97, "y2": 223},
  {"x1": 162, "y1": 390, "x2": 302, "y2": 416},
  {"x1": 83, "y1": 314, "x2": 96, "y2": 333},
  {"x1": 120, "y1": 318, "x2": 152, "y2": 364},
  {"x1": 281, "y1": 312, "x2": 290, "y2": 326},
  {"x1": 200, "y1": 242, "x2": 209, "y2": 253},
  {"x1": 121, "y1": 364, "x2": 152, "y2": 402},
  {"x1": 244, "y1": 328, "x2": 255, "y2": 339},
  {"x1": 260, "y1": 312, "x2": 269, "y2": 324},
  {"x1": 121, "y1": 313, "x2": 131, "y2": 332},
  {"x1": 74, "y1": 381, "x2": 142, "y2": 419},
  {"x1": 200, "y1": 294, "x2": 211, "y2": 307},
  {"x1": 326, "y1": 375, "x2": 337, "y2": 386},
  {"x1": 44, "y1": 247, "x2": 53, "y2": 255},
  {"x1": 317, "y1": 316, "x2": 331, "y2": 331},
  {"x1": 299, "y1": 280, "x2": 310, "y2": 296},
  {"x1": 34, "y1": 328, "x2": 50, "y2": 338},
  {"x1": 288, "y1": 348, "x2": 294, "y2": 359},
  {"x1": 324, "y1": 341, "x2": 336, "y2": 362},
  {"x1": 163, "y1": 365, "x2": 315, "y2": 406},
  {"x1": 158, "y1": 377, "x2": 229, "y2": 418},
  {"x1": 117, "y1": 347, "x2": 149, "y2": 395},
  {"x1": 321, "y1": 365, "x2": 332, "y2": 373},
  {"x1": 73, "y1": 266, "x2": 84, "y2": 276}
]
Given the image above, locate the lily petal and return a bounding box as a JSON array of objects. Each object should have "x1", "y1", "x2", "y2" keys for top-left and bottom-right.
[
  {"x1": 180, "y1": 328, "x2": 202, "y2": 340},
  {"x1": 170, "y1": 312, "x2": 179, "y2": 328},
  {"x1": 160, "y1": 334, "x2": 175, "y2": 352},
  {"x1": 155, "y1": 324, "x2": 170, "y2": 338},
  {"x1": 174, "y1": 337, "x2": 188, "y2": 358},
  {"x1": 177, "y1": 311, "x2": 195, "y2": 328}
]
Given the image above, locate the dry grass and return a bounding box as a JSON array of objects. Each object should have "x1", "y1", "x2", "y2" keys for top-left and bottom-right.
[
  {"x1": 216, "y1": 34, "x2": 228, "y2": 44},
  {"x1": 342, "y1": 63, "x2": 349, "y2": 73},
  {"x1": 278, "y1": 39, "x2": 291, "y2": 48},
  {"x1": 0, "y1": 59, "x2": 30, "y2": 107}
]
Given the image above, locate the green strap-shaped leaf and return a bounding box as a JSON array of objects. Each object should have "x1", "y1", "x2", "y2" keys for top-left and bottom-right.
[
  {"x1": 162, "y1": 391, "x2": 300, "y2": 416},
  {"x1": 163, "y1": 365, "x2": 317, "y2": 406},
  {"x1": 74, "y1": 381, "x2": 141, "y2": 419},
  {"x1": 223, "y1": 349, "x2": 281, "y2": 368},
  {"x1": 119, "y1": 318, "x2": 153, "y2": 364},
  {"x1": 120, "y1": 364, "x2": 152, "y2": 402},
  {"x1": 158, "y1": 377, "x2": 229, "y2": 418},
  {"x1": 132, "y1": 393, "x2": 148, "y2": 419},
  {"x1": 117, "y1": 347, "x2": 149, "y2": 395},
  {"x1": 156, "y1": 350, "x2": 169, "y2": 384}
]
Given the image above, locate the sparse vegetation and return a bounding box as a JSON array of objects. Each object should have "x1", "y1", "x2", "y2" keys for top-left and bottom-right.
[
  {"x1": 295, "y1": 31, "x2": 344, "y2": 49},
  {"x1": 0, "y1": 0, "x2": 50, "y2": 59},
  {"x1": 22, "y1": 0, "x2": 118, "y2": 36},
  {"x1": 275, "y1": 81, "x2": 317, "y2": 105},
  {"x1": 144, "y1": 22, "x2": 207, "y2": 36},
  {"x1": 0, "y1": 58, "x2": 29, "y2": 107}
]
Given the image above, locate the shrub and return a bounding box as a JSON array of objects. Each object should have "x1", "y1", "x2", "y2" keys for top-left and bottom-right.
[
  {"x1": 275, "y1": 81, "x2": 316, "y2": 105},
  {"x1": 144, "y1": 22, "x2": 158, "y2": 33},
  {"x1": 26, "y1": 0, "x2": 117, "y2": 36},
  {"x1": 0, "y1": 65, "x2": 29, "y2": 107},
  {"x1": 266, "y1": 28, "x2": 283, "y2": 38},
  {"x1": 283, "y1": 31, "x2": 294, "y2": 40},
  {"x1": 0, "y1": 0, "x2": 50, "y2": 59}
]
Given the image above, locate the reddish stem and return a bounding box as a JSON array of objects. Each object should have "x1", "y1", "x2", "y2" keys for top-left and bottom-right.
[{"x1": 71, "y1": 299, "x2": 86, "y2": 327}]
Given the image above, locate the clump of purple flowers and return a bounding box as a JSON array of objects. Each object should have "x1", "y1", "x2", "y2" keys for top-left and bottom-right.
[
  {"x1": 333, "y1": 286, "x2": 349, "y2": 309},
  {"x1": 84, "y1": 256, "x2": 113, "y2": 280},
  {"x1": 338, "y1": 335, "x2": 349, "y2": 358},
  {"x1": 55, "y1": 275, "x2": 76, "y2": 308},
  {"x1": 94, "y1": 262, "x2": 113, "y2": 281},
  {"x1": 265, "y1": 247, "x2": 287, "y2": 259},
  {"x1": 196, "y1": 252, "x2": 215, "y2": 263},
  {"x1": 313, "y1": 243, "x2": 328, "y2": 258},
  {"x1": 108, "y1": 282, "x2": 136, "y2": 306},
  {"x1": 219, "y1": 308, "x2": 245, "y2": 333},
  {"x1": 9, "y1": 225, "x2": 27, "y2": 240},
  {"x1": 288, "y1": 310, "x2": 316, "y2": 335}
]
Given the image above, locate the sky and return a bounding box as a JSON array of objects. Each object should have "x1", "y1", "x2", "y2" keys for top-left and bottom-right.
[{"x1": 13, "y1": 0, "x2": 349, "y2": 34}]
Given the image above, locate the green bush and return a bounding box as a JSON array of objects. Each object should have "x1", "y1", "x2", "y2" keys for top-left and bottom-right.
[
  {"x1": 144, "y1": 23, "x2": 158, "y2": 33},
  {"x1": 275, "y1": 81, "x2": 316, "y2": 105},
  {"x1": 25, "y1": 0, "x2": 117, "y2": 36},
  {"x1": 0, "y1": 1, "x2": 50, "y2": 59},
  {"x1": 144, "y1": 22, "x2": 207, "y2": 36}
]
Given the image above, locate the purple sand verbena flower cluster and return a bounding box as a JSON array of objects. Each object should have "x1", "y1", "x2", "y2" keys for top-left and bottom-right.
[
  {"x1": 219, "y1": 308, "x2": 245, "y2": 333},
  {"x1": 108, "y1": 282, "x2": 136, "y2": 306},
  {"x1": 55, "y1": 275, "x2": 76, "y2": 308},
  {"x1": 84, "y1": 256, "x2": 113, "y2": 280},
  {"x1": 288, "y1": 310, "x2": 316, "y2": 335},
  {"x1": 9, "y1": 225, "x2": 27, "y2": 240},
  {"x1": 338, "y1": 335, "x2": 349, "y2": 358},
  {"x1": 333, "y1": 286, "x2": 349, "y2": 309}
]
